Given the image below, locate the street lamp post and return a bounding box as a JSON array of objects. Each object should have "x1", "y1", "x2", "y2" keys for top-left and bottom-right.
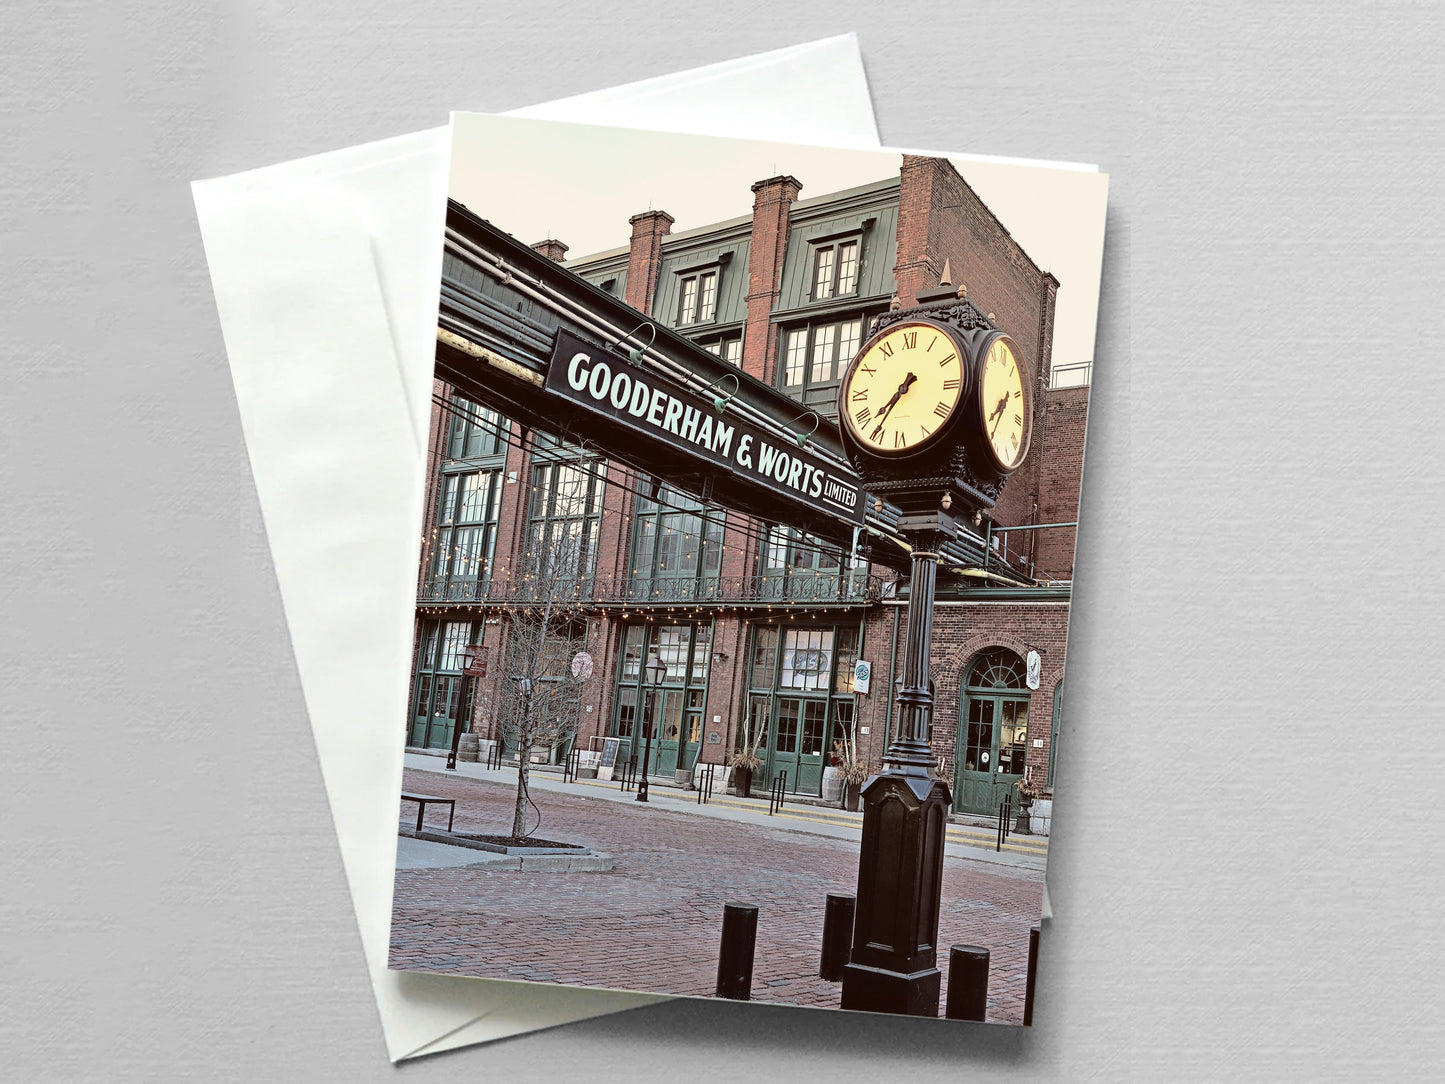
[
  {"x1": 446, "y1": 642, "x2": 486, "y2": 771},
  {"x1": 636, "y1": 648, "x2": 667, "y2": 803}
]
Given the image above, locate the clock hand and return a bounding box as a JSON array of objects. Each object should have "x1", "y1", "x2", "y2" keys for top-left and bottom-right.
[
  {"x1": 987, "y1": 393, "x2": 1009, "y2": 436},
  {"x1": 868, "y1": 372, "x2": 918, "y2": 440}
]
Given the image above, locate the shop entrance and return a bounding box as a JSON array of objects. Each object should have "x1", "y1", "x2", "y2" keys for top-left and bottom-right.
[
  {"x1": 953, "y1": 649, "x2": 1031, "y2": 815},
  {"x1": 610, "y1": 622, "x2": 711, "y2": 778}
]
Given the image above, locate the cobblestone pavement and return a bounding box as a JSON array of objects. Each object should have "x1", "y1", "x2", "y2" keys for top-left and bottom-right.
[{"x1": 389, "y1": 769, "x2": 1044, "y2": 1025}]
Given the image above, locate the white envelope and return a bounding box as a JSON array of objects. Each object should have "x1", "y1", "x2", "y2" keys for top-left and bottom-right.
[{"x1": 192, "y1": 35, "x2": 886, "y2": 1063}]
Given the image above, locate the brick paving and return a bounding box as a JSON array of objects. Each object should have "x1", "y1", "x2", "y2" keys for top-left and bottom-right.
[{"x1": 389, "y1": 769, "x2": 1044, "y2": 1025}]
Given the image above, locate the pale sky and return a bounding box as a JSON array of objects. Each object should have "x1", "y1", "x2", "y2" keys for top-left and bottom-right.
[{"x1": 448, "y1": 113, "x2": 1108, "y2": 370}]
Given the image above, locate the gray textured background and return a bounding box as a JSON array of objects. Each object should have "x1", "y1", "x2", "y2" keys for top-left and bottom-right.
[{"x1": 3, "y1": 3, "x2": 1443, "y2": 1079}]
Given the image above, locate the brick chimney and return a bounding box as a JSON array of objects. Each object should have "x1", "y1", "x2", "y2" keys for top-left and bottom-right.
[
  {"x1": 623, "y1": 210, "x2": 675, "y2": 314},
  {"x1": 741, "y1": 175, "x2": 803, "y2": 383},
  {"x1": 893, "y1": 155, "x2": 941, "y2": 307},
  {"x1": 531, "y1": 238, "x2": 569, "y2": 263}
]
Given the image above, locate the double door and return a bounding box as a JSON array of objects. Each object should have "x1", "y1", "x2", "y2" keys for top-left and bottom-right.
[
  {"x1": 747, "y1": 693, "x2": 828, "y2": 795},
  {"x1": 953, "y1": 694, "x2": 1029, "y2": 815},
  {"x1": 408, "y1": 673, "x2": 462, "y2": 750},
  {"x1": 642, "y1": 687, "x2": 703, "y2": 776}
]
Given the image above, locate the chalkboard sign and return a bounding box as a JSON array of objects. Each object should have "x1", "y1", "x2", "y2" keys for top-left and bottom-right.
[
  {"x1": 597, "y1": 737, "x2": 621, "y2": 780},
  {"x1": 600, "y1": 738, "x2": 620, "y2": 768}
]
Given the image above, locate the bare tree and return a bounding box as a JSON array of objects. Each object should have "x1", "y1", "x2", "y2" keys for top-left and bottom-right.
[{"x1": 491, "y1": 459, "x2": 596, "y2": 839}]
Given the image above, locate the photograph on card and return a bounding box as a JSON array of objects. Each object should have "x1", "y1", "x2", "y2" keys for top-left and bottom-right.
[{"x1": 389, "y1": 113, "x2": 1107, "y2": 1025}]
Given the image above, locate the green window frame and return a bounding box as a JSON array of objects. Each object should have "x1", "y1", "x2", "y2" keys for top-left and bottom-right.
[
  {"x1": 811, "y1": 238, "x2": 860, "y2": 301},
  {"x1": 627, "y1": 478, "x2": 724, "y2": 602},
  {"x1": 429, "y1": 468, "x2": 503, "y2": 597},
  {"x1": 527, "y1": 456, "x2": 604, "y2": 580},
  {"x1": 447, "y1": 396, "x2": 506, "y2": 460},
  {"x1": 408, "y1": 617, "x2": 482, "y2": 749}
]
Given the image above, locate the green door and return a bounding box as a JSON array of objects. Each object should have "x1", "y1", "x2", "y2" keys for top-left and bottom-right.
[
  {"x1": 409, "y1": 673, "x2": 461, "y2": 750},
  {"x1": 954, "y1": 693, "x2": 1029, "y2": 815},
  {"x1": 762, "y1": 696, "x2": 826, "y2": 795},
  {"x1": 650, "y1": 689, "x2": 686, "y2": 776}
]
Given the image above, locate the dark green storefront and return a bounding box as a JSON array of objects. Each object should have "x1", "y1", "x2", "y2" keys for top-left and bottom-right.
[
  {"x1": 610, "y1": 623, "x2": 712, "y2": 776},
  {"x1": 743, "y1": 621, "x2": 860, "y2": 795}
]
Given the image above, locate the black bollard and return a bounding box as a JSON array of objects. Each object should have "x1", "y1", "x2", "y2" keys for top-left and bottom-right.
[
  {"x1": 819, "y1": 893, "x2": 856, "y2": 981},
  {"x1": 944, "y1": 945, "x2": 990, "y2": 1021},
  {"x1": 715, "y1": 903, "x2": 758, "y2": 1000},
  {"x1": 1023, "y1": 925, "x2": 1040, "y2": 1026}
]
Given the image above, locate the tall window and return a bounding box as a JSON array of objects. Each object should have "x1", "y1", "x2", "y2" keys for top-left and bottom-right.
[
  {"x1": 701, "y1": 333, "x2": 742, "y2": 367},
  {"x1": 677, "y1": 269, "x2": 718, "y2": 325},
  {"x1": 447, "y1": 397, "x2": 505, "y2": 459},
  {"x1": 430, "y1": 469, "x2": 503, "y2": 597},
  {"x1": 760, "y1": 524, "x2": 868, "y2": 602},
  {"x1": 812, "y1": 239, "x2": 860, "y2": 300},
  {"x1": 628, "y1": 479, "x2": 724, "y2": 601},
  {"x1": 781, "y1": 318, "x2": 864, "y2": 391},
  {"x1": 527, "y1": 458, "x2": 604, "y2": 580}
]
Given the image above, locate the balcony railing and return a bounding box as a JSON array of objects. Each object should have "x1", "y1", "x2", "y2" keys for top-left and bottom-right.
[
  {"x1": 418, "y1": 571, "x2": 885, "y2": 607},
  {"x1": 1048, "y1": 360, "x2": 1092, "y2": 389}
]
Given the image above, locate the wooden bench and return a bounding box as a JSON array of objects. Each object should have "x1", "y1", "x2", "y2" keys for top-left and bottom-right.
[{"x1": 399, "y1": 791, "x2": 456, "y2": 834}]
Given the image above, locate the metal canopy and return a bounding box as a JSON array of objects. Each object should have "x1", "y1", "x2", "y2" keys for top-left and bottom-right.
[{"x1": 434, "y1": 200, "x2": 1021, "y2": 581}]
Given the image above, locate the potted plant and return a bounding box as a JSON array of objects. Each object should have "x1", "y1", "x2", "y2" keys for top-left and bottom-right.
[
  {"x1": 1013, "y1": 775, "x2": 1046, "y2": 835},
  {"x1": 728, "y1": 747, "x2": 762, "y2": 797},
  {"x1": 728, "y1": 714, "x2": 765, "y2": 797}
]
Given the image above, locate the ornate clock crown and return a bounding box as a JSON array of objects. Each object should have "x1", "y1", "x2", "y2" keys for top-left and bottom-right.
[{"x1": 846, "y1": 279, "x2": 1014, "y2": 513}]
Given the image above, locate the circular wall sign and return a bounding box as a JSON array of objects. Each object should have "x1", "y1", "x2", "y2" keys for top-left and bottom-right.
[{"x1": 571, "y1": 652, "x2": 594, "y2": 680}]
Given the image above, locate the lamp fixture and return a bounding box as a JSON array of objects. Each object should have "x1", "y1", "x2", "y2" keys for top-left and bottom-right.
[
  {"x1": 792, "y1": 410, "x2": 821, "y2": 449},
  {"x1": 701, "y1": 372, "x2": 740, "y2": 413},
  {"x1": 609, "y1": 320, "x2": 657, "y2": 365}
]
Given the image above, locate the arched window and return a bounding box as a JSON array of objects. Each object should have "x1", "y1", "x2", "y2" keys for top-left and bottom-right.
[{"x1": 967, "y1": 648, "x2": 1027, "y2": 691}]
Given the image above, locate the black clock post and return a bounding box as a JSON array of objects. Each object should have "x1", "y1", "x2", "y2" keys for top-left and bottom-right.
[
  {"x1": 838, "y1": 532, "x2": 953, "y2": 1015},
  {"x1": 836, "y1": 285, "x2": 1029, "y2": 1017}
]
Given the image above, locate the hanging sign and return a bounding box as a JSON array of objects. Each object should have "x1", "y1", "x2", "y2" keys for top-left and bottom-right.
[
  {"x1": 571, "y1": 651, "x2": 594, "y2": 680},
  {"x1": 1026, "y1": 649, "x2": 1041, "y2": 690},
  {"x1": 546, "y1": 328, "x2": 865, "y2": 525},
  {"x1": 853, "y1": 660, "x2": 872, "y2": 695}
]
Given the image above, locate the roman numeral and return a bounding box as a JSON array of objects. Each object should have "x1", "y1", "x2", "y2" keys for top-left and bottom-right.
[
  {"x1": 1013, "y1": 412, "x2": 1022, "y2": 425},
  {"x1": 943, "y1": 378, "x2": 960, "y2": 390},
  {"x1": 851, "y1": 389, "x2": 868, "y2": 401},
  {"x1": 921, "y1": 425, "x2": 932, "y2": 438},
  {"x1": 902, "y1": 331, "x2": 917, "y2": 349},
  {"x1": 939, "y1": 353, "x2": 957, "y2": 368},
  {"x1": 928, "y1": 336, "x2": 938, "y2": 352},
  {"x1": 934, "y1": 402, "x2": 949, "y2": 418},
  {"x1": 855, "y1": 407, "x2": 872, "y2": 425},
  {"x1": 894, "y1": 431, "x2": 907, "y2": 448},
  {"x1": 879, "y1": 341, "x2": 894, "y2": 358},
  {"x1": 860, "y1": 364, "x2": 875, "y2": 375}
]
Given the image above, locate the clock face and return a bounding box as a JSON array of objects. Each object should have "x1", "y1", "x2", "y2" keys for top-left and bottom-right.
[
  {"x1": 840, "y1": 321, "x2": 965, "y2": 454},
  {"x1": 978, "y1": 336, "x2": 1030, "y2": 471}
]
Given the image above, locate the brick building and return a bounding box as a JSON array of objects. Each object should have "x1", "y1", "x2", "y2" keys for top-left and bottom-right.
[{"x1": 410, "y1": 155, "x2": 1090, "y2": 820}]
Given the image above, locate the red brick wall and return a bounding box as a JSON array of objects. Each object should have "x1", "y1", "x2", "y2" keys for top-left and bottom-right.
[
  {"x1": 853, "y1": 600, "x2": 1070, "y2": 794},
  {"x1": 1033, "y1": 385, "x2": 1089, "y2": 580}
]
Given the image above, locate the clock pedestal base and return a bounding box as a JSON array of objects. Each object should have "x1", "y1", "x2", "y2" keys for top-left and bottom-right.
[{"x1": 839, "y1": 770, "x2": 951, "y2": 1017}]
